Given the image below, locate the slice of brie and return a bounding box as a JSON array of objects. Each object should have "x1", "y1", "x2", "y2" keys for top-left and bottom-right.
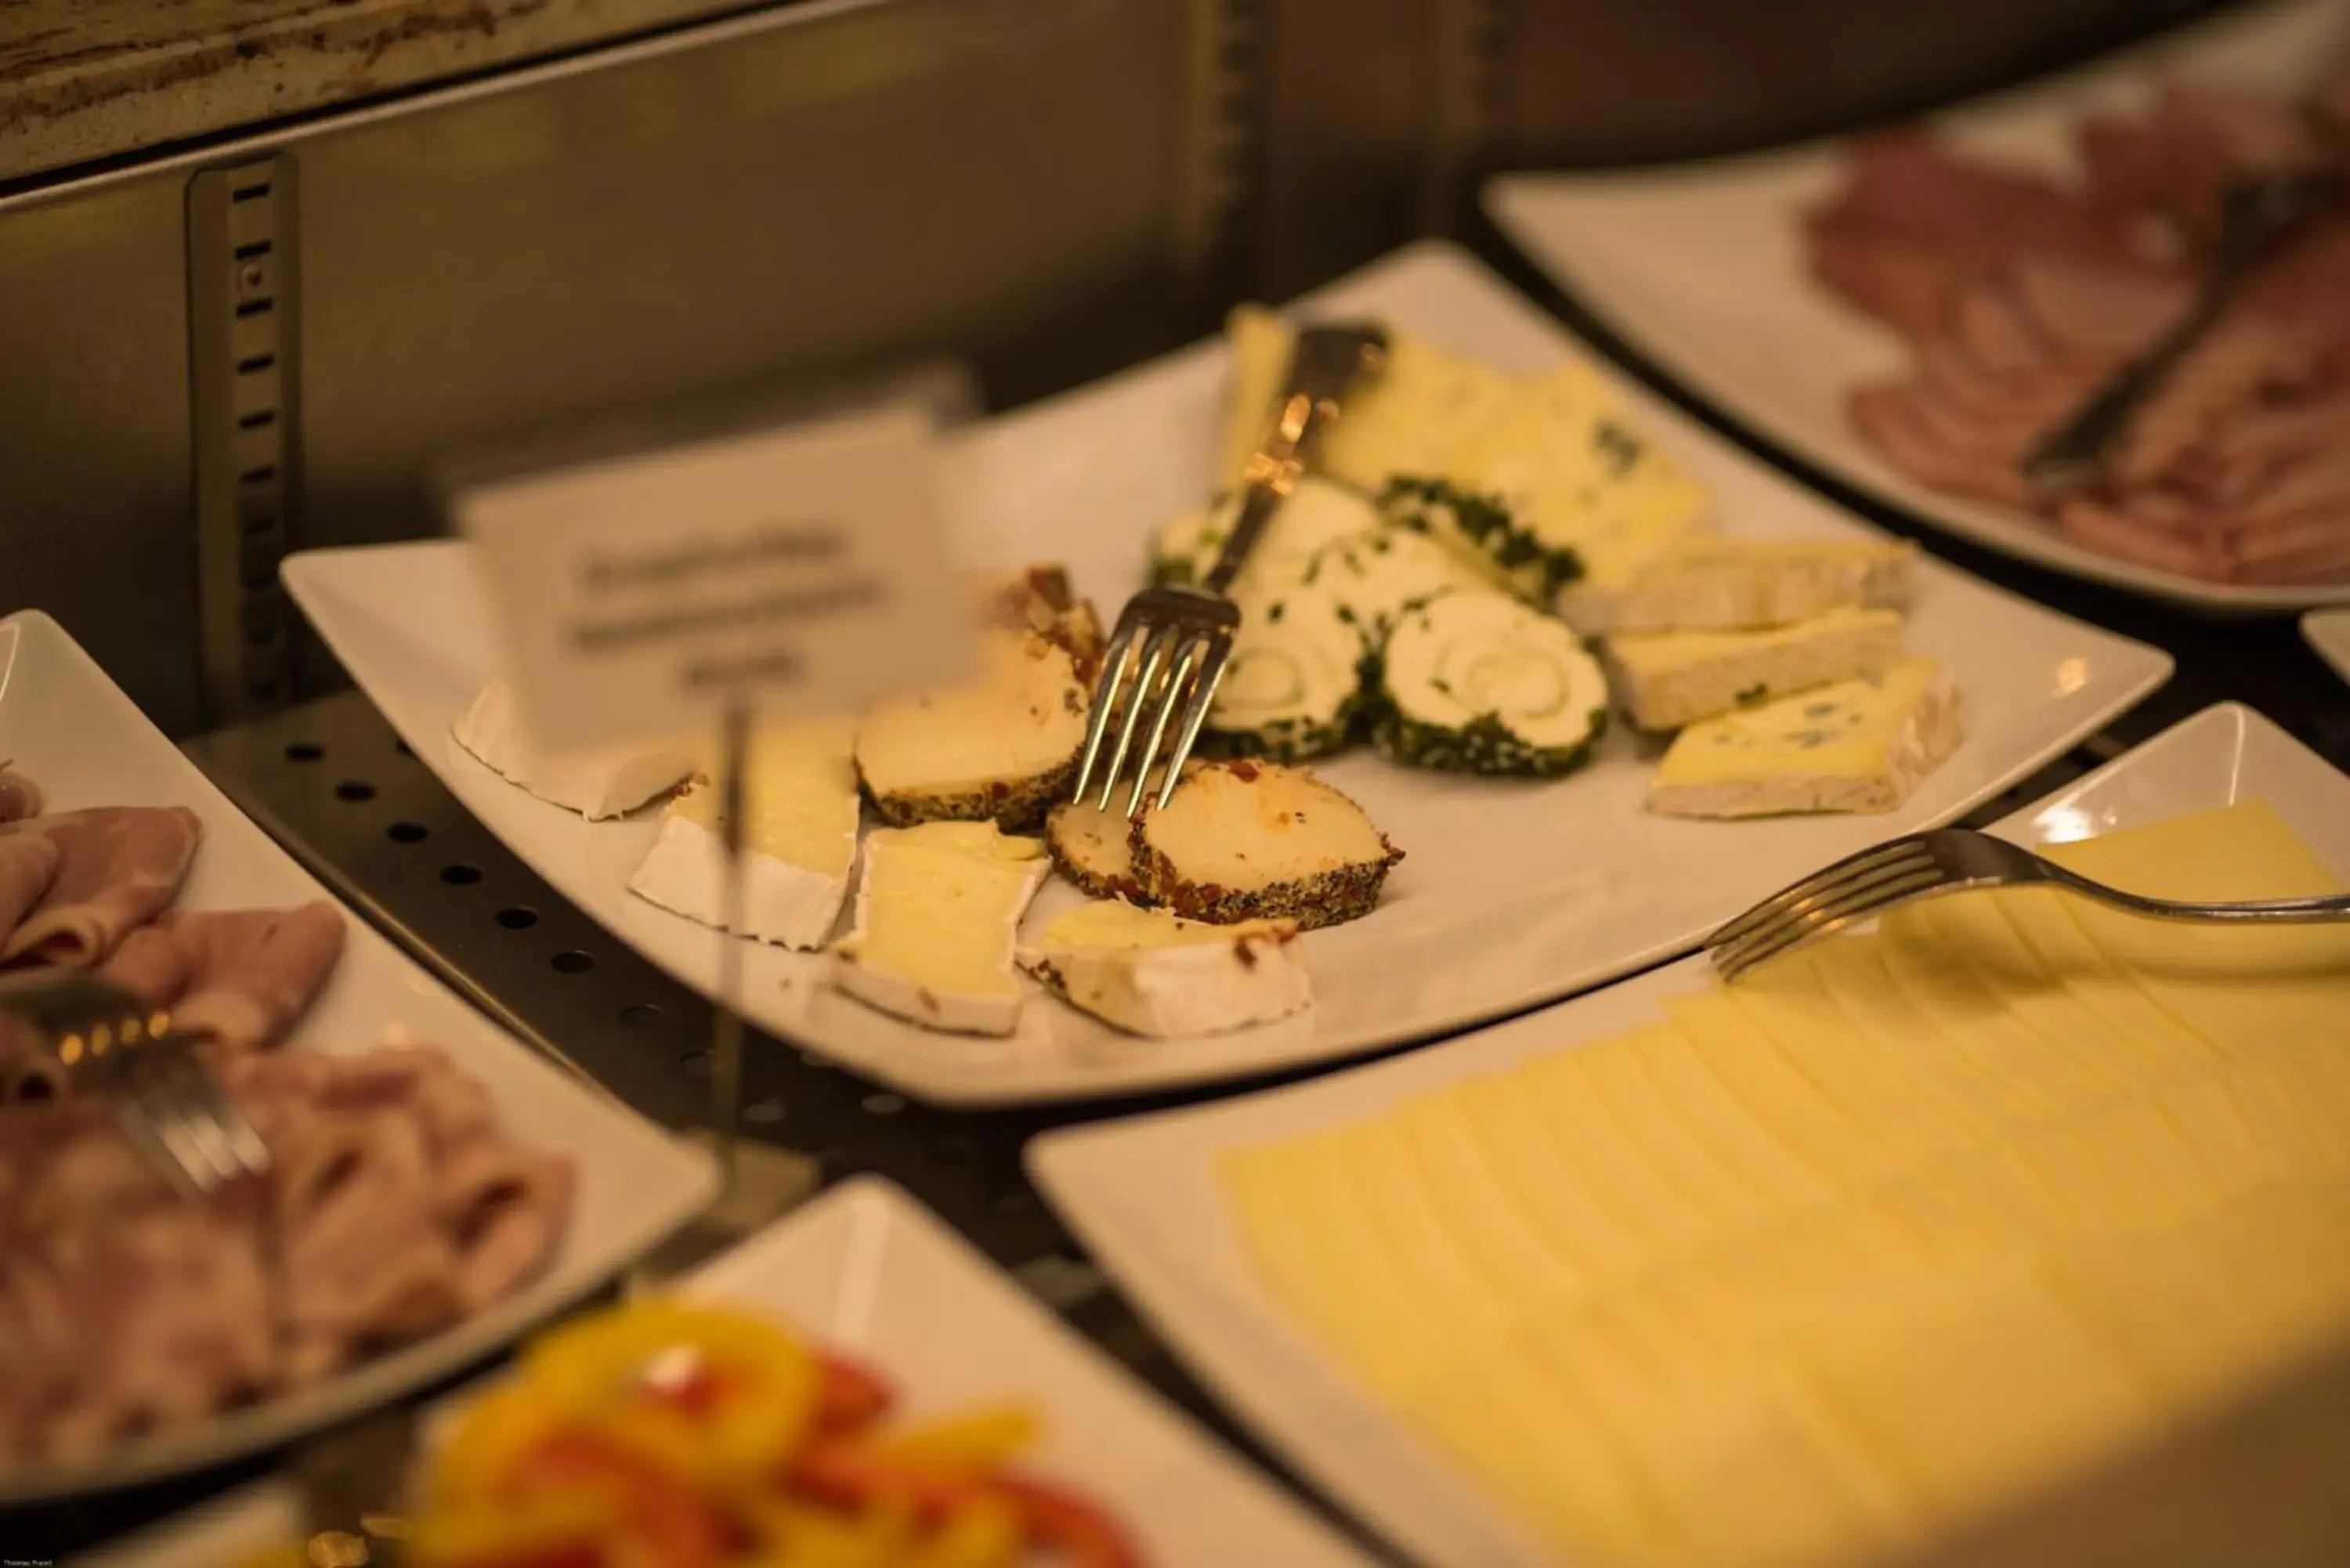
[
  {"x1": 451, "y1": 677, "x2": 696, "y2": 819},
  {"x1": 626, "y1": 719, "x2": 860, "y2": 949},
  {"x1": 830, "y1": 822, "x2": 1048, "y2": 1035},
  {"x1": 1607, "y1": 605, "x2": 1907, "y2": 732},
  {"x1": 1021, "y1": 901, "x2": 1311, "y2": 1037}
]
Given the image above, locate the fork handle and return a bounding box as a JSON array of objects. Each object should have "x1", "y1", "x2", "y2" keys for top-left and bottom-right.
[
  {"x1": 1202, "y1": 323, "x2": 1384, "y2": 595},
  {"x1": 2070, "y1": 880, "x2": 2350, "y2": 923}
]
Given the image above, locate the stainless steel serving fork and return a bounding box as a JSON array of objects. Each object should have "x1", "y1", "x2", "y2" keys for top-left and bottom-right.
[
  {"x1": 0, "y1": 972, "x2": 272, "y2": 1198},
  {"x1": 1706, "y1": 827, "x2": 2350, "y2": 983},
  {"x1": 2023, "y1": 164, "x2": 2345, "y2": 492},
  {"x1": 1070, "y1": 322, "x2": 1388, "y2": 817}
]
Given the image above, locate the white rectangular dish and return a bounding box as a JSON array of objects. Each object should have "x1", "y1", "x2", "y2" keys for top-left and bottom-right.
[
  {"x1": 78, "y1": 1176, "x2": 1375, "y2": 1568},
  {"x1": 1485, "y1": 0, "x2": 2350, "y2": 614},
  {"x1": 0, "y1": 610, "x2": 720, "y2": 1504},
  {"x1": 1028, "y1": 699, "x2": 2350, "y2": 1568},
  {"x1": 285, "y1": 240, "x2": 2170, "y2": 1107},
  {"x1": 2308, "y1": 608, "x2": 2350, "y2": 683}
]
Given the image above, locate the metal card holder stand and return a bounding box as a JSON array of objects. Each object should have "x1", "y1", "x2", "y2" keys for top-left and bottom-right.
[{"x1": 436, "y1": 359, "x2": 984, "y2": 1283}]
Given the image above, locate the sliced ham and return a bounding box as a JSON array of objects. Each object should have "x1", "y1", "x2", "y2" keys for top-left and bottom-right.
[
  {"x1": 0, "y1": 833, "x2": 61, "y2": 944},
  {"x1": 0, "y1": 1042, "x2": 569, "y2": 1469},
  {"x1": 1849, "y1": 382, "x2": 2043, "y2": 508},
  {"x1": 157, "y1": 902, "x2": 346, "y2": 1052},
  {"x1": 0, "y1": 807, "x2": 200, "y2": 970},
  {"x1": 0, "y1": 769, "x2": 43, "y2": 825}
]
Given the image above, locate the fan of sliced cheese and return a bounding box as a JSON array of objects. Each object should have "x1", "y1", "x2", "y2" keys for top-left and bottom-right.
[{"x1": 1222, "y1": 800, "x2": 2350, "y2": 1568}]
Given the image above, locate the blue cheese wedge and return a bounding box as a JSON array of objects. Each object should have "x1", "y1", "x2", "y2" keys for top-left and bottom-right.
[
  {"x1": 1596, "y1": 537, "x2": 1921, "y2": 634},
  {"x1": 1606, "y1": 606, "x2": 1907, "y2": 732},
  {"x1": 1383, "y1": 362, "x2": 1711, "y2": 624},
  {"x1": 1150, "y1": 476, "x2": 1379, "y2": 592},
  {"x1": 830, "y1": 822, "x2": 1049, "y2": 1035},
  {"x1": 1215, "y1": 307, "x2": 1520, "y2": 494},
  {"x1": 1019, "y1": 901, "x2": 1311, "y2": 1037},
  {"x1": 626, "y1": 719, "x2": 860, "y2": 949},
  {"x1": 451, "y1": 677, "x2": 696, "y2": 819},
  {"x1": 1647, "y1": 659, "x2": 1965, "y2": 818}
]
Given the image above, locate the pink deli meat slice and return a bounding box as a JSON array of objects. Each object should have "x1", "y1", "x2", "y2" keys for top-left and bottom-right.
[
  {"x1": 161, "y1": 902, "x2": 347, "y2": 1051},
  {"x1": 0, "y1": 769, "x2": 44, "y2": 825},
  {"x1": 0, "y1": 807, "x2": 201, "y2": 970}
]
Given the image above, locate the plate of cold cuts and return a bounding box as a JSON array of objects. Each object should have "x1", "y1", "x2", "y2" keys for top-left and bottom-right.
[
  {"x1": 1487, "y1": 0, "x2": 2350, "y2": 611},
  {"x1": 0, "y1": 610, "x2": 718, "y2": 1502}
]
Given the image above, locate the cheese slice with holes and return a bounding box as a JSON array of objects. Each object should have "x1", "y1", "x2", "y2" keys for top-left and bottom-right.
[
  {"x1": 451, "y1": 677, "x2": 696, "y2": 818},
  {"x1": 1019, "y1": 900, "x2": 1309, "y2": 1037},
  {"x1": 830, "y1": 822, "x2": 1047, "y2": 1035},
  {"x1": 625, "y1": 719, "x2": 859, "y2": 950}
]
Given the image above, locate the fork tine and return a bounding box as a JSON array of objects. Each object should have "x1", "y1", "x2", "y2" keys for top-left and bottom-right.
[
  {"x1": 1155, "y1": 633, "x2": 1231, "y2": 812},
  {"x1": 1712, "y1": 864, "x2": 1953, "y2": 981},
  {"x1": 1708, "y1": 837, "x2": 1933, "y2": 949},
  {"x1": 157, "y1": 1046, "x2": 272, "y2": 1182},
  {"x1": 127, "y1": 1053, "x2": 244, "y2": 1194},
  {"x1": 1072, "y1": 617, "x2": 1144, "y2": 804},
  {"x1": 1127, "y1": 634, "x2": 1206, "y2": 817},
  {"x1": 113, "y1": 1064, "x2": 220, "y2": 1198},
  {"x1": 1096, "y1": 624, "x2": 1177, "y2": 810},
  {"x1": 1707, "y1": 844, "x2": 1940, "y2": 959}
]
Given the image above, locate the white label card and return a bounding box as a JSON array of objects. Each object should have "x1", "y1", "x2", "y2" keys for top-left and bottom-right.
[{"x1": 459, "y1": 403, "x2": 972, "y2": 748}]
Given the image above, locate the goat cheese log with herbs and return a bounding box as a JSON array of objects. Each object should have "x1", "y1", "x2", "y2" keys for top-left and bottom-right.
[{"x1": 1372, "y1": 590, "x2": 1611, "y2": 776}]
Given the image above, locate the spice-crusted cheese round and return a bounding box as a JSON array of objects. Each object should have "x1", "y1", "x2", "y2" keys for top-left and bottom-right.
[
  {"x1": 855, "y1": 625, "x2": 1091, "y2": 831},
  {"x1": 1131, "y1": 760, "x2": 1401, "y2": 930},
  {"x1": 1045, "y1": 796, "x2": 1155, "y2": 904},
  {"x1": 1373, "y1": 590, "x2": 1609, "y2": 778}
]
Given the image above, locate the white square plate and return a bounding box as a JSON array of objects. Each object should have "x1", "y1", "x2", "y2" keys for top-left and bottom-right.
[
  {"x1": 1029, "y1": 701, "x2": 2350, "y2": 1568},
  {"x1": 2308, "y1": 609, "x2": 2350, "y2": 683},
  {"x1": 0, "y1": 610, "x2": 719, "y2": 1504},
  {"x1": 1485, "y1": 0, "x2": 2350, "y2": 614},
  {"x1": 284, "y1": 240, "x2": 2169, "y2": 1107},
  {"x1": 78, "y1": 1177, "x2": 1375, "y2": 1568}
]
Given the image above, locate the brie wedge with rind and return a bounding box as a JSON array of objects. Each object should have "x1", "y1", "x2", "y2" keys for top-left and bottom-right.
[
  {"x1": 451, "y1": 677, "x2": 696, "y2": 820},
  {"x1": 1648, "y1": 658, "x2": 1964, "y2": 818},
  {"x1": 830, "y1": 822, "x2": 1048, "y2": 1035},
  {"x1": 626, "y1": 719, "x2": 859, "y2": 949},
  {"x1": 1607, "y1": 605, "x2": 1907, "y2": 732},
  {"x1": 1598, "y1": 537, "x2": 1920, "y2": 634},
  {"x1": 1020, "y1": 900, "x2": 1311, "y2": 1037},
  {"x1": 1134, "y1": 760, "x2": 1402, "y2": 930}
]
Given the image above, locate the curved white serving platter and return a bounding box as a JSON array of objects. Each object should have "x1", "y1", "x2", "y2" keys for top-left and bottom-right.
[
  {"x1": 0, "y1": 610, "x2": 718, "y2": 1505},
  {"x1": 1486, "y1": 0, "x2": 2350, "y2": 614},
  {"x1": 287, "y1": 240, "x2": 2169, "y2": 1107},
  {"x1": 1030, "y1": 700, "x2": 2350, "y2": 1568},
  {"x1": 76, "y1": 1177, "x2": 1375, "y2": 1568},
  {"x1": 2308, "y1": 608, "x2": 2350, "y2": 684}
]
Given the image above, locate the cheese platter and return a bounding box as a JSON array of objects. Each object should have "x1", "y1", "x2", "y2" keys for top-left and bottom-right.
[
  {"x1": 1031, "y1": 699, "x2": 2350, "y2": 1568},
  {"x1": 285, "y1": 241, "x2": 2170, "y2": 1106}
]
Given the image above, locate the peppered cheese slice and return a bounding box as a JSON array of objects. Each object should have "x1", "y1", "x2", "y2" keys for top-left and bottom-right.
[
  {"x1": 1607, "y1": 605, "x2": 1906, "y2": 732},
  {"x1": 1647, "y1": 658, "x2": 1963, "y2": 818},
  {"x1": 1018, "y1": 899, "x2": 1310, "y2": 1037},
  {"x1": 829, "y1": 822, "x2": 1047, "y2": 1035},
  {"x1": 627, "y1": 718, "x2": 859, "y2": 949}
]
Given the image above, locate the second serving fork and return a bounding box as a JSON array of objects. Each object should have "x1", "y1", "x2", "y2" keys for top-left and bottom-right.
[
  {"x1": 1706, "y1": 826, "x2": 2350, "y2": 983},
  {"x1": 1070, "y1": 321, "x2": 1388, "y2": 817}
]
